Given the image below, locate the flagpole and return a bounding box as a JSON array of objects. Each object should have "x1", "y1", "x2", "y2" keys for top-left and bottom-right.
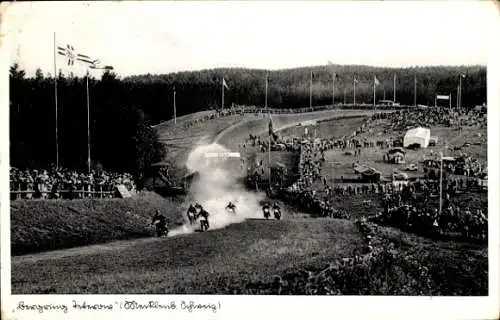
[
  {"x1": 456, "y1": 86, "x2": 459, "y2": 109},
  {"x1": 332, "y1": 73, "x2": 335, "y2": 106},
  {"x1": 393, "y1": 74, "x2": 396, "y2": 103},
  {"x1": 309, "y1": 71, "x2": 313, "y2": 109},
  {"x1": 373, "y1": 77, "x2": 376, "y2": 107},
  {"x1": 439, "y1": 152, "x2": 443, "y2": 216},
  {"x1": 86, "y1": 70, "x2": 91, "y2": 174},
  {"x1": 343, "y1": 88, "x2": 346, "y2": 105},
  {"x1": 222, "y1": 78, "x2": 224, "y2": 110},
  {"x1": 414, "y1": 74, "x2": 417, "y2": 107},
  {"x1": 265, "y1": 73, "x2": 268, "y2": 109},
  {"x1": 459, "y1": 75, "x2": 463, "y2": 109},
  {"x1": 353, "y1": 77, "x2": 356, "y2": 105},
  {"x1": 173, "y1": 86, "x2": 177, "y2": 124},
  {"x1": 53, "y1": 32, "x2": 59, "y2": 169},
  {"x1": 268, "y1": 115, "x2": 271, "y2": 186}
]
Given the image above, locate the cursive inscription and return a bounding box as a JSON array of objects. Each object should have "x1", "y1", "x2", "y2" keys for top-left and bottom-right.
[{"x1": 14, "y1": 299, "x2": 221, "y2": 314}]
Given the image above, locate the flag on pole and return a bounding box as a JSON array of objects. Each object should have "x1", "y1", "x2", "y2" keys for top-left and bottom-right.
[
  {"x1": 223, "y1": 78, "x2": 229, "y2": 90},
  {"x1": 354, "y1": 78, "x2": 359, "y2": 84},
  {"x1": 57, "y1": 44, "x2": 77, "y2": 66},
  {"x1": 76, "y1": 53, "x2": 95, "y2": 65},
  {"x1": 374, "y1": 76, "x2": 380, "y2": 86}
]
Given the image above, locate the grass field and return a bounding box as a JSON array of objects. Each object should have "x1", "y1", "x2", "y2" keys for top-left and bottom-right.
[
  {"x1": 10, "y1": 192, "x2": 185, "y2": 255},
  {"x1": 277, "y1": 116, "x2": 367, "y2": 139},
  {"x1": 11, "y1": 219, "x2": 365, "y2": 294}
]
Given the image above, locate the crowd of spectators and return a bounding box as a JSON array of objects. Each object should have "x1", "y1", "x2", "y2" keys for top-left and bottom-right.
[
  {"x1": 375, "y1": 107, "x2": 487, "y2": 134},
  {"x1": 10, "y1": 166, "x2": 136, "y2": 200},
  {"x1": 181, "y1": 108, "x2": 246, "y2": 129},
  {"x1": 371, "y1": 179, "x2": 487, "y2": 242}
]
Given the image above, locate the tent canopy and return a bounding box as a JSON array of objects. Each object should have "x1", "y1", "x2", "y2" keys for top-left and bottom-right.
[
  {"x1": 403, "y1": 127, "x2": 431, "y2": 148},
  {"x1": 387, "y1": 147, "x2": 406, "y2": 154}
]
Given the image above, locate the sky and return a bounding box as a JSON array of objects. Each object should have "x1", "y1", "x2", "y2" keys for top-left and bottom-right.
[{"x1": 3, "y1": 1, "x2": 498, "y2": 78}]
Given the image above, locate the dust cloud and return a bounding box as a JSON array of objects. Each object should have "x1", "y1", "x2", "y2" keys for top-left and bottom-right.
[{"x1": 168, "y1": 142, "x2": 266, "y2": 236}]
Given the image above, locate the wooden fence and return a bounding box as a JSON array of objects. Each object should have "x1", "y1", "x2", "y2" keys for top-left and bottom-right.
[{"x1": 10, "y1": 189, "x2": 116, "y2": 201}]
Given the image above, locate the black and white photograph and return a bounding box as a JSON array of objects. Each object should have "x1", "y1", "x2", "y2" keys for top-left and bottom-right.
[{"x1": 1, "y1": 1, "x2": 499, "y2": 319}]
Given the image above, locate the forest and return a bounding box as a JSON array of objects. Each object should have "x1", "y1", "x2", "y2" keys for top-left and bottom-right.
[{"x1": 9, "y1": 63, "x2": 487, "y2": 176}]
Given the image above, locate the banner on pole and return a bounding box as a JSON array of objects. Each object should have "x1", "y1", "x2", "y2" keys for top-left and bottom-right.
[
  {"x1": 204, "y1": 152, "x2": 241, "y2": 158},
  {"x1": 437, "y1": 95, "x2": 450, "y2": 100}
]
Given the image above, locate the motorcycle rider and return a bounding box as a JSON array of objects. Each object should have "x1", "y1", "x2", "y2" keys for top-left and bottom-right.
[
  {"x1": 198, "y1": 206, "x2": 210, "y2": 230},
  {"x1": 262, "y1": 202, "x2": 271, "y2": 219},
  {"x1": 151, "y1": 209, "x2": 168, "y2": 237},
  {"x1": 226, "y1": 201, "x2": 237, "y2": 214},
  {"x1": 272, "y1": 202, "x2": 281, "y2": 220},
  {"x1": 187, "y1": 203, "x2": 198, "y2": 224}
]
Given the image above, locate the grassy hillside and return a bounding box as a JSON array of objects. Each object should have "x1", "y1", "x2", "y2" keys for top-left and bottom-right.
[
  {"x1": 11, "y1": 219, "x2": 365, "y2": 294},
  {"x1": 224, "y1": 223, "x2": 488, "y2": 296},
  {"x1": 10, "y1": 192, "x2": 185, "y2": 255},
  {"x1": 215, "y1": 109, "x2": 388, "y2": 148}
]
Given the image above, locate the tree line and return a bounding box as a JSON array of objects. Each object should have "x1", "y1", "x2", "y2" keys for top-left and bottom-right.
[{"x1": 9, "y1": 63, "x2": 486, "y2": 176}]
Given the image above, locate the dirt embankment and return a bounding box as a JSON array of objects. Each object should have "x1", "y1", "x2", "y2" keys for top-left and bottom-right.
[{"x1": 10, "y1": 192, "x2": 185, "y2": 255}]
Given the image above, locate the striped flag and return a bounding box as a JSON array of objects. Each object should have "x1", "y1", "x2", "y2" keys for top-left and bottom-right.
[
  {"x1": 76, "y1": 53, "x2": 95, "y2": 65},
  {"x1": 57, "y1": 44, "x2": 77, "y2": 66}
]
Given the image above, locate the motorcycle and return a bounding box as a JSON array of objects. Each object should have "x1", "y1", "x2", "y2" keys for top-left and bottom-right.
[
  {"x1": 263, "y1": 207, "x2": 271, "y2": 220},
  {"x1": 154, "y1": 222, "x2": 169, "y2": 237},
  {"x1": 225, "y1": 202, "x2": 237, "y2": 214},
  {"x1": 200, "y1": 218, "x2": 209, "y2": 232},
  {"x1": 273, "y1": 208, "x2": 281, "y2": 220}
]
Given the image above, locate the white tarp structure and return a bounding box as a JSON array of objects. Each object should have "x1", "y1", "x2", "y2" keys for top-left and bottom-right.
[{"x1": 403, "y1": 127, "x2": 431, "y2": 148}]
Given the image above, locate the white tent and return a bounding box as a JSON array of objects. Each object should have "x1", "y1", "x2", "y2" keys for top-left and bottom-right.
[{"x1": 403, "y1": 127, "x2": 431, "y2": 148}]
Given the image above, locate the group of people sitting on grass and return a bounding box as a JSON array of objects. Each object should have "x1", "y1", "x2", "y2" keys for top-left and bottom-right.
[
  {"x1": 375, "y1": 107, "x2": 486, "y2": 134},
  {"x1": 9, "y1": 166, "x2": 136, "y2": 200}
]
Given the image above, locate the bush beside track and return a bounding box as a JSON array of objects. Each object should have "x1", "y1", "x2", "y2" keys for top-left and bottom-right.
[{"x1": 10, "y1": 192, "x2": 184, "y2": 256}]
